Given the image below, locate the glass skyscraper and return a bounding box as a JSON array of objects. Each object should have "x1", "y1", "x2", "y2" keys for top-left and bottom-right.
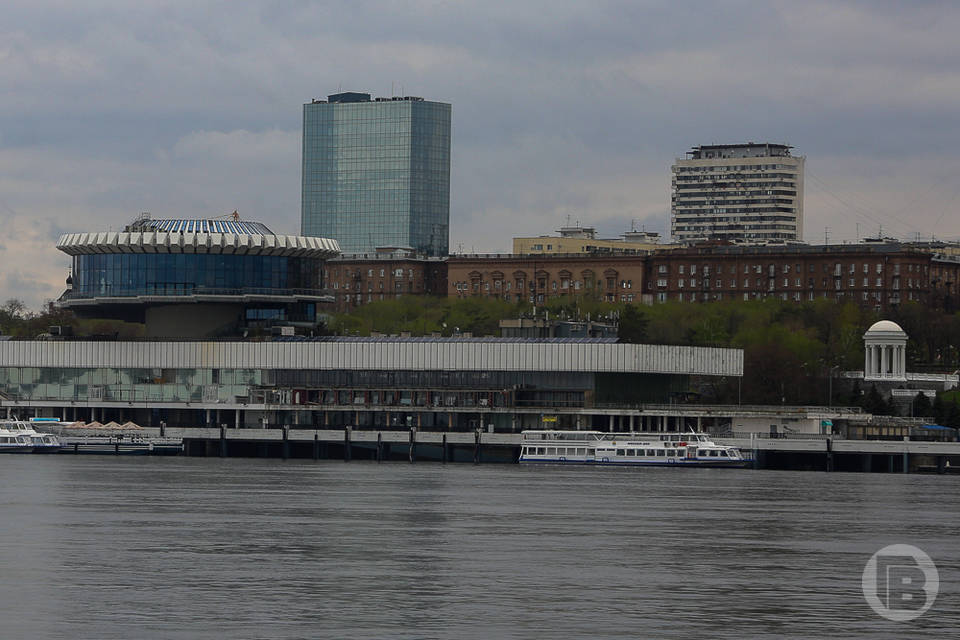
[{"x1": 301, "y1": 92, "x2": 451, "y2": 256}]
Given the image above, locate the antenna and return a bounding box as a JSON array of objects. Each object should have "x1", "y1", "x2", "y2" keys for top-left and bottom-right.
[{"x1": 824, "y1": 226, "x2": 830, "y2": 245}]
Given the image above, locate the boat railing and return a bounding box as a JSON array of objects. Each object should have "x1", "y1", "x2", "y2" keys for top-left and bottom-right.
[{"x1": 711, "y1": 431, "x2": 834, "y2": 440}]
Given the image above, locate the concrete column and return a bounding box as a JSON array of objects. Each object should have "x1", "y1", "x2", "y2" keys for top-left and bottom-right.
[
  {"x1": 881, "y1": 345, "x2": 888, "y2": 377},
  {"x1": 629, "y1": 415, "x2": 635, "y2": 431},
  {"x1": 235, "y1": 408, "x2": 240, "y2": 429},
  {"x1": 608, "y1": 415, "x2": 615, "y2": 432}
]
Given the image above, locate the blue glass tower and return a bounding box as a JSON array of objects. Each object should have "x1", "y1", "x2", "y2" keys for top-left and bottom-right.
[{"x1": 301, "y1": 92, "x2": 451, "y2": 257}]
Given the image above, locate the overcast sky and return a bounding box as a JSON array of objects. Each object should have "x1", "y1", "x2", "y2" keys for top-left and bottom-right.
[{"x1": 2, "y1": 0, "x2": 960, "y2": 309}]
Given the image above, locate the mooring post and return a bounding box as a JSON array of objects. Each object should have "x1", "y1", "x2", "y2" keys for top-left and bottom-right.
[
  {"x1": 219, "y1": 426, "x2": 227, "y2": 458},
  {"x1": 377, "y1": 431, "x2": 383, "y2": 463},
  {"x1": 442, "y1": 432, "x2": 448, "y2": 464},
  {"x1": 825, "y1": 437, "x2": 833, "y2": 472},
  {"x1": 903, "y1": 450, "x2": 909, "y2": 474},
  {"x1": 473, "y1": 428, "x2": 481, "y2": 464},
  {"x1": 344, "y1": 426, "x2": 351, "y2": 462},
  {"x1": 408, "y1": 427, "x2": 416, "y2": 463},
  {"x1": 937, "y1": 456, "x2": 946, "y2": 474},
  {"x1": 282, "y1": 426, "x2": 290, "y2": 460},
  {"x1": 313, "y1": 431, "x2": 319, "y2": 461}
]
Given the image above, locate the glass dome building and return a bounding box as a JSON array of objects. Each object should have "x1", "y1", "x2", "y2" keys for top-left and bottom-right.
[{"x1": 57, "y1": 216, "x2": 340, "y2": 337}]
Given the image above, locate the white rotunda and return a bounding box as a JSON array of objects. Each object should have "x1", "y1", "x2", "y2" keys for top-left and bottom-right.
[{"x1": 863, "y1": 320, "x2": 908, "y2": 381}]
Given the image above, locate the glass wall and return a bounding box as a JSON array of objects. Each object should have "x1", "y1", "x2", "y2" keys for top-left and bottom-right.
[
  {"x1": 301, "y1": 98, "x2": 451, "y2": 256},
  {"x1": 69, "y1": 254, "x2": 324, "y2": 298}
]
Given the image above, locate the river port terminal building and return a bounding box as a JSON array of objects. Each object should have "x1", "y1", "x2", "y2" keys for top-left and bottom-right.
[
  {"x1": 0, "y1": 337, "x2": 763, "y2": 433},
  {"x1": 56, "y1": 215, "x2": 341, "y2": 337}
]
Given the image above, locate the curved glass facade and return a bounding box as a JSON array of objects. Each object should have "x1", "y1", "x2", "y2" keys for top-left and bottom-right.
[{"x1": 70, "y1": 253, "x2": 324, "y2": 298}]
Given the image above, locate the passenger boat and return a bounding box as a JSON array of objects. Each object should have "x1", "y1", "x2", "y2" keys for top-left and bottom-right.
[
  {"x1": 519, "y1": 430, "x2": 749, "y2": 467},
  {"x1": 0, "y1": 419, "x2": 63, "y2": 453},
  {"x1": 0, "y1": 422, "x2": 35, "y2": 453}
]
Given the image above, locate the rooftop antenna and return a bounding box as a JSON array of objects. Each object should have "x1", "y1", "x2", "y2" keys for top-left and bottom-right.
[
  {"x1": 824, "y1": 226, "x2": 830, "y2": 245},
  {"x1": 391, "y1": 81, "x2": 395, "y2": 97}
]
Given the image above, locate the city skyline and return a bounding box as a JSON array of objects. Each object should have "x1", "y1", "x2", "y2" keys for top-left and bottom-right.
[{"x1": 2, "y1": 1, "x2": 960, "y2": 309}]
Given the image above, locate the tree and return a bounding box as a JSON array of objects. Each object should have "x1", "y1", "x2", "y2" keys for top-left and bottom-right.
[
  {"x1": 862, "y1": 385, "x2": 890, "y2": 416},
  {"x1": 618, "y1": 305, "x2": 649, "y2": 343},
  {"x1": 912, "y1": 392, "x2": 934, "y2": 418}
]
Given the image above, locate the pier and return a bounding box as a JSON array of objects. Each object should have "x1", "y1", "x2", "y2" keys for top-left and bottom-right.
[{"x1": 52, "y1": 427, "x2": 960, "y2": 473}]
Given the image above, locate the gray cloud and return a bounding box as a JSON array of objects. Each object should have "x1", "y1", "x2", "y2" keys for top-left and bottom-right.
[{"x1": 0, "y1": 0, "x2": 959, "y2": 309}]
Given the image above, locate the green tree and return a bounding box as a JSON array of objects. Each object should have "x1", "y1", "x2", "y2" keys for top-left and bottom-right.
[
  {"x1": 912, "y1": 392, "x2": 934, "y2": 418},
  {"x1": 618, "y1": 305, "x2": 649, "y2": 343}
]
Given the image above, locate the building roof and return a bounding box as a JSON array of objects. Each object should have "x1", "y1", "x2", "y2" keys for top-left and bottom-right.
[
  {"x1": 0, "y1": 339, "x2": 744, "y2": 377},
  {"x1": 131, "y1": 219, "x2": 274, "y2": 235},
  {"x1": 56, "y1": 228, "x2": 340, "y2": 259},
  {"x1": 865, "y1": 320, "x2": 906, "y2": 335}
]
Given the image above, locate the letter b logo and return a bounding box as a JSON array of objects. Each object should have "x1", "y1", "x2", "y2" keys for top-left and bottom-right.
[{"x1": 863, "y1": 544, "x2": 938, "y2": 621}]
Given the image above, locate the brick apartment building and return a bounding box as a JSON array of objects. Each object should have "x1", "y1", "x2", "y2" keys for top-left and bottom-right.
[
  {"x1": 325, "y1": 250, "x2": 447, "y2": 313},
  {"x1": 444, "y1": 243, "x2": 960, "y2": 311},
  {"x1": 447, "y1": 254, "x2": 647, "y2": 304}
]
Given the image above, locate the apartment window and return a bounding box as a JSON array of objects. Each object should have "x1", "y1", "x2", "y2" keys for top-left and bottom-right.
[
  {"x1": 730, "y1": 280, "x2": 737, "y2": 288},
  {"x1": 380, "y1": 269, "x2": 385, "y2": 277},
  {"x1": 783, "y1": 278, "x2": 789, "y2": 287},
  {"x1": 679, "y1": 265, "x2": 685, "y2": 275},
  {"x1": 876, "y1": 278, "x2": 882, "y2": 287},
  {"x1": 658, "y1": 265, "x2": 668, "y2": 274},
  {"x1": 863, "y1": 264, "x2": 869, "y2": 274},
  {"x1": 657, "y1": 278, "x2": 667, "y2": 287},
  {"x1": 691, "y1": 265, "x2": 697, "y2": 275},
  {"x1": 863, "y1": 278, "x2": 869, "y2": 287}
]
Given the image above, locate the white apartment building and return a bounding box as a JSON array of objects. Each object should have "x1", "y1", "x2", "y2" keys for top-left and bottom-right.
[{"x1": 671, "y1": 143, "x2": 804, "y2": 243}]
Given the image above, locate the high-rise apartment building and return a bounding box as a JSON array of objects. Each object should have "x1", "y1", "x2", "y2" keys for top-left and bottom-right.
[
  {"x1": 301, "y1": 91, "x2": 451, "y2": 256},
  {"x1": 671, "y1": 143, "x2": 804, "y2": 243}
]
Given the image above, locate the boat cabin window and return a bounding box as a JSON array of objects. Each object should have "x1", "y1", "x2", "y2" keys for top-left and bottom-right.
[
  {"x1": 720, "y1": 450, "x2": 728, "y2": 457},
  {"x1": 537, "y1": 447, "x2": 546, "y2": 455},
  {"x1": 710, "y1": 450, "x2": 718, "y2": 457},
  {"x1": 656, "y1": 450, "x2": 665, "y2": 457},
  {"x1": 616, "y1": 449, "x2": 625, "y2": 456},
  {"x1": 646, "y1": 449, "x2": 655, "y2": 456},
  {"x1": 577, "y1": 448, "x2": 586, "y2": 456}
]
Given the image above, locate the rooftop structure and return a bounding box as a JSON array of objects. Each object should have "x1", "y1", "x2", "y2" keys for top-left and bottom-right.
[{"x1": 513, "y1": 225, "x2": 665, "y2": 256}]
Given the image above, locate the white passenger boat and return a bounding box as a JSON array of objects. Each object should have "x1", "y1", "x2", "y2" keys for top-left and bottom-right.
[
  {"x1": 0, "y1": 419, "x2": 63, "y2": 453},
  {"x1": 519, "y1": 430, "x2": 749, "y2": 467},
  {"x1": 0, "y1": 422, "x2": 35, "y2": 453}
]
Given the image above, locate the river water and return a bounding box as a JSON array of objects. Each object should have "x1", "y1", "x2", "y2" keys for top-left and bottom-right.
[{"x1": 0, "y1": 457, "x2": 956, "y2": 639}]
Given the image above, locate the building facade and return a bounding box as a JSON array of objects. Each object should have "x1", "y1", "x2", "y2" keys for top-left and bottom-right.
[
  {"x1": 0, "y1": 337, "x2": 743, "y2": 432},
  {"x1": 326, "y1": 249, "x2": 448, "y2": 313},
  {"x1": 444, "y1": 243, "x2": 960, "y2": 311},
  {"x1": 513, "y1": 226, "x2": 664, "y2": 255},
  {"x1": 448, "y1": 254, "x2": 647, "y2": 304},
  {"x1": 56, "y1": 216, "x2": 340, "y2": 337},
  {"x1": 301, "y1": 92, "x2": 451, "y2": 256},
  {"x1": 642, "y1": 243, "x2": 960, "y2": 308},
  {"x1": 671, "y1": 143, "x2": 804, "y2": 243}
]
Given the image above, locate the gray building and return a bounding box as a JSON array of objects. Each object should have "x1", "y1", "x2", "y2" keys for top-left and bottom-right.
[
  {"x1": 301, "y1": 92, "x2": 451, "y2": 257},
  {"x1": 671, "y1": 143, "x2": 804, "y2": 244}
]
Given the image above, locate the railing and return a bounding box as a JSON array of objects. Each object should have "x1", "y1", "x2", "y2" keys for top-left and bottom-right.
[
  {"x1": 60, "y1": 287, "x2": 331, "y2": 300},
  {"x1": 593, "y1": 402, "x2": 862, "y2": 414}
]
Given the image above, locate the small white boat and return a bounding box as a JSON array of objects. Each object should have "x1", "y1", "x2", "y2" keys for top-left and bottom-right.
[
  {"x1": 0, "y1": 419, "x2": 63, "y2": 453},
  {"x1": 519, "y1": 430, "x2": 749, "y2": 468}
]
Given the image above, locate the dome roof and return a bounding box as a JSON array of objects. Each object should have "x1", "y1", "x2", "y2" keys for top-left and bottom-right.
[{"x1": 866, "y1": 320, "x2": 905, "y2": 334}]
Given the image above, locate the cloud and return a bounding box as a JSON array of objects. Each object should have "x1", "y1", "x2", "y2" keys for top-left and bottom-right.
[{"x1": 1, "y1": 0, "x2": 960, "y2": 310}]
